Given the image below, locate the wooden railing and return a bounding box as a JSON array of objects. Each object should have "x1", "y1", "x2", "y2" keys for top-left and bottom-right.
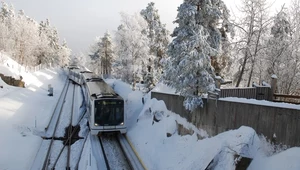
[
  {"x1": 219, "y1": 87, "x2": 300, "y2": 104},
  {"x1": 219, "y1": 86, "x2": 272, "y2": 101},
  {"x1": 220, "y1": 87, "x2": 256, "y2": 99},
  {"x1": 273, "y1": 93, "x2": 300, "y2": 104},
  {"x1": 215, "y1": 76, "x2": 300, "y2": 104}
]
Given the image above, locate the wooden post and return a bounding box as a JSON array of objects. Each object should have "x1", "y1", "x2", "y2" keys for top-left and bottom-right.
[
  {"x1": 270, "y1": 74, "x2": 277, "y2": 101},
  {"x1": 215, "y1": 76, "x2": 221, "y2": 89}
]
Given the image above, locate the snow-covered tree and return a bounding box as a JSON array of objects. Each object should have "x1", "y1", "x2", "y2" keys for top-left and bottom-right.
[
  {"x1": 57, "y1": 39, "x2": 71, "y2": 67},
  {"x1": 263, "y1": 8, "x2": 291, "y2": 84},
  {"x1": 36, "y1": 19, "x2": 63, "y2": 66},
  {"x1": 0, "y1": 2, "x2": 70, "y2": 68},
  {"x1": 14, "y1": 10, "x2": 40, "y2": 66},
  {"x1": 88, "y1": 32, "x2": 115, "y2": 76},
  {"x1": 0, "y1": 2, "x2": 15, "y2": 54},
  {"x1": 140, "y1": 2, "x2": 170, "y2": 91},
  {"x1": 233, "y1": 0, "x2": 271, "y2": 87},
  {"x1": 99, "y1": 32, "x2": 114, "y2": 76},
  {"x1": 114, "y1": 12, "x2": 150, "y2": 88},
  {"x1": 163, "y1": 0, "x2": 230, "y2": 110},
  {"x1": 76, "y1": 52, "x2": 87, "y2": 67},
  {"x1": 88, "y1": 36, "x2": 101, "y2": 74},
  {"x1": 277, "y1": 0, "x2": 300, "y2": 95}
]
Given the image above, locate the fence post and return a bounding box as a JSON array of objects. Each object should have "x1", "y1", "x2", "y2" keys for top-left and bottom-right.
[
  {"x1": 215, "y1": 76, "x2": 222, "y2": 89},
  {"x1": 270, "y1": 74, "x2": 277, "y2": 101}
]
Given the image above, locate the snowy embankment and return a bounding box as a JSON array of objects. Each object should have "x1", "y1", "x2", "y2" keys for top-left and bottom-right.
[
  {"x1": 107, "y1": 79, "x2": 300, "y2": 170},
  {"x1": 0, "y1": 53, "x2": 66, "y2": 170}
]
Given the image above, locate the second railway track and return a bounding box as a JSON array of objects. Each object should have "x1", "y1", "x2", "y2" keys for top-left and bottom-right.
[{"x1": 31, "y1": 79, "x2": 89, "y2": 170}]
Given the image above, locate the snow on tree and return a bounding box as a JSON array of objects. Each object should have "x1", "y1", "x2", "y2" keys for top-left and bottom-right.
[
  {"x1": 37, "y1": 19, "x2": 64, "y2": 66},
  {"x1": 58, "y1": 39, "x2": 71, "y2": 67},
  {"x1": 14, "y1": 10, "x2": 40, "y2": 66},
  {"x1": 140, "y1": 2, "x2": 170, "y2": 91},
  {"x1": 163, "y1": 0, "x2": 230, "y2": 111},
  {"x1": 88, "y1": 31, "x2": 115, "y2": 76},
  {"x1": 0, "y1": 2, "x2": 15, "y2": 27},
  {"x1": 263, "y1": 7, "x2": 291, "y2": 84},
  {"x1": 99, "y1": 31, "x2": 114, "y2": 77},
  {"x1": 34, "y1": 20, "x2": 52, "y2": 65},
  {"x1": 0, "y1": 2, "x2": 70, "y2": 68},
  {"x1": 114, "y1": 12, "x2": 150, "y2": 88},
  {"x1": 88, "y1": 36, "x2": 101, "y2": 74},
  {"x1": 232, "y1": 0, "x2": 271, "y2": 87},
  {"x1": 0, "y1": 2, "x2": 15, "y2": 54},
  {"x1": 76, "y1": 52, "x2": 87, "y2": 67},
  {"x1": 277, "y1": 0, "x2": 300, "y2": 95}
]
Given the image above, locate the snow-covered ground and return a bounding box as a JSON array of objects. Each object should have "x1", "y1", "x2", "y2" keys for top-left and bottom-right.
[{"x1": 1, "y1": 53, "x2": 300, "y2": 170}]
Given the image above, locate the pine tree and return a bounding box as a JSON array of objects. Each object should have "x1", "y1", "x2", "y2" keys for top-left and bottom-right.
[
  {"x1": 99, "y1": 31, "x2": 114, "y2": 77},
  {"x1": 37, "y1": 19, "x2": 62, "y2": 66},
  {"x1": 140, "y1": 2, "x2": 170, "y2": 91},
  {"x1": 163, "y1": 0, "x2": 230, "y2": 110},
  {"x1": 58, "y1": 39, "x2": 71, "y2": 67},
  {"x1": 88, "y1": 36, "x2": 102, "y2": 74}
]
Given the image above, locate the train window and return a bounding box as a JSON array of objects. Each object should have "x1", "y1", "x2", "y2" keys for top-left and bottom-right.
[
  {"x1": 99, "y1": 101, "x2": 117, "y2": 105},
  {"x1": 94, "y1": 100, "x2": 124, "y2": 126}
]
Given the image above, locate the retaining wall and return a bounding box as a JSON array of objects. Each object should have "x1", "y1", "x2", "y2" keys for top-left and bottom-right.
[
  {"x1": 0, "y1": 73, "x2": 25, "y2": 87},
  {"x1": 151, "y1": 92, "x2": 300, "y2": 147}
]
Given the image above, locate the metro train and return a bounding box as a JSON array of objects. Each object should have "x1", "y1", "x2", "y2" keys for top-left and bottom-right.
[{"x1": 68, "y1": 66, "x2": 126, "y2": 135}]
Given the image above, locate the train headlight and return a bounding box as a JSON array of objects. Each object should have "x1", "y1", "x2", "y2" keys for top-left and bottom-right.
[
  {"x1": 120, "y1": 122, "x2": 124, "y2": 125},
  {"x1": 94, "y1": 123, "x2": 98, "y2": 126}
]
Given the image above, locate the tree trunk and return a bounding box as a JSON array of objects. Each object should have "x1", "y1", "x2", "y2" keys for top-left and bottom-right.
[
  {"x1": 236, "y1": 50, "x2": 248, "y2": 87},
  {"x1": 247, "y1": 61, "x2": 254, "y2": 87}
]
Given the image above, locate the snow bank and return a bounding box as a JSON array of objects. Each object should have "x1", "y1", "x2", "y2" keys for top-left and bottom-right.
[
  {"x1": 127, "y1": 93, "x2": 262, "y2": 169},
  {"x1": 151, "y1": 82, "x2": 177, "y2": 95},
  {"x1": 0, "y1": 77, "x2": 17, "y2": 97},
  {"x1": 0, "y1": 53, "x2": 24, "y2": 79},
  {"x1": 248, "y1": 147, "x2": 300, "y2": 170},
  {"x1": 111, "y1": 77, "x2": 300, "y2": 170},
  {"x1": 220, "y1": 97, "x2": 300, "y2": 110}
]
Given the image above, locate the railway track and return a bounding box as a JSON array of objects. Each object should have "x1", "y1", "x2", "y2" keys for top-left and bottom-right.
[
  {"x1": 100, "y1": 134, "x2": 131, "y2": 170},
  {"x1": 91, "y1": 133, "x2": 145, "y2": 170},
  {"x1": 31, "y1": 76, "x2": 144, "y2": 170},
  {"x1": 31, "y1": 80, "x2": 88, "y2": 170}
]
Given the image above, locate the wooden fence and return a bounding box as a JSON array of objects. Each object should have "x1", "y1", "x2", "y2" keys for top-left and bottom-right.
[
  {"x1": 215, "y1": 76, "x2": 300, "y2": 103},
  {"x1": 152, "y1": 92, "x2": 300, "y2": 147},
  {"x1": 220, "y1": 86, "x2": 272, "y2": 101},
  {"x1": 274, "y1": 93, "x2": 300, "y2": 104}
]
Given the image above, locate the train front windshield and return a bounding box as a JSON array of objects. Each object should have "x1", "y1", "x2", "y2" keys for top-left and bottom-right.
[{"x1": 94, "y1": 99, "x2": 124, "y2": 126}]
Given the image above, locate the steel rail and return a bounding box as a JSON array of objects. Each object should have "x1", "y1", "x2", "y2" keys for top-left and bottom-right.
[
  {"x1": 118, "y1": 134, "x2": 146, "y2": 170},
  {"x1": 52, "y1": 84, "x2": 88, "y2": 169},
  {"x1": 99, "y1": 136, "x2": 111, "y2": 170},
  {"x1": 42, "y1": 81, "x2": 71, "y2": 170},
  {"x1": 45, "y1": 78, "x2": 69, "y2": 131},
  {"x1": 67, "y1": 83, "x2": 76, "y2": 169}
]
